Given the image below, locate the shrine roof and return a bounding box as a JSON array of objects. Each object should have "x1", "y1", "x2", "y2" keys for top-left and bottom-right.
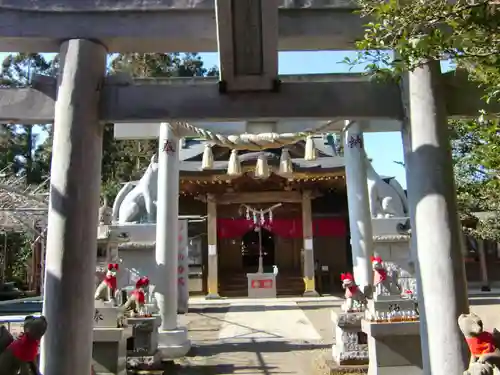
[{"x1": 178, "y1": 136, "x2": 344, "y2": 173}]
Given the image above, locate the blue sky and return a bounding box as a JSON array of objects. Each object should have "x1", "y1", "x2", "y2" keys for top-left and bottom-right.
[{"x1": 0, "y1": 50, "x2": 425, "y2": 187}]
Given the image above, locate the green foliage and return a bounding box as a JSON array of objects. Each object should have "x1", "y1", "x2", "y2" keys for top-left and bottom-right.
[
  {"x1": 0, "y1": 231, "x2": 32, "y2": 283},
  {"x1": 350, "y1": 0, "x2": 500, "y2": 106},
  {"x1": 353, "y1": 0, "x2": 500, "y2": 239},
  {"x1": 450, "y1": 119, "x2": 500, "y2": 240},
  {"x1": 0, "y1": 52, "x2": 219, "y2": 285},
  {"x1": 111, "y1": 52, "x2": 218, "y2": 78},
  {"x1": 101, "y1": 53, "x2": 219, "y2": 201}
]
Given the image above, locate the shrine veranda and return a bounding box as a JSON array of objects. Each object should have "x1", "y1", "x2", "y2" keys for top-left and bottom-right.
[{"x1": 0, "y1": 1, "x2": 490, "y2": 375}]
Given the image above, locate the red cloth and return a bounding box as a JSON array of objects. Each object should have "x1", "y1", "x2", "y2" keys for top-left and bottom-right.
[
  {"x1": 217, "y1": 218, "x2": 346, "y2": 239},
  {"x1": 132, "y1": 289, "x2": 145, "y2": 305},
  {"x1": 466, "y1": 332, "x2": 497, "y2": 356},
  {"x1": 8, "y1": 334, "x2": 39, "y2": 362},
  {"x1": 345, "y1": 285, "x2": 358, "y2": 298},
  {"x1": 374, "y1": 269, "x2": 387, "y2": 285},
  {"x1": 135, "y1": 277, "x2": 149, "y2": 289},
  {"x1": 104, "y1": 275, "x2": 117, "y2": 290}
]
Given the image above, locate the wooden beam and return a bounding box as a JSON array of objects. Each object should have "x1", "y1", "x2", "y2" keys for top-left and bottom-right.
[
  {"x1": 0, "y1": 72, "x2": 496, "y2": 124},
  {"x1": 214, "y1": 191, "x2": 302, "y2": 204}
]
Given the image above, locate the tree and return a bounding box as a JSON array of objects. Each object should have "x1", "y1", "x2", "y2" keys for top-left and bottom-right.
[
  {"x1": 1, "y1": 53, "x2": 58, "y2": 185},
  {"x1": 100, "y1": 52, "x2": 219, "y2": 201},
  {"x1": 350, "y1": 0, "x2": 500, "y2": 240},
  {"x1": 352, "y1": 0, "x2": 499, "y2": 104},
  {"x1": 448, "y1": 119, "x2": 500, "y2": 240}
]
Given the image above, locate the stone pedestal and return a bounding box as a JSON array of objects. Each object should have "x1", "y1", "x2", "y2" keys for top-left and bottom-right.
[
  {"x1": 154, "y1": 327, "x2": 191, "y2": 360},
  {"x1": 331, "y1": 311, "x2": 368, "y2": 365},
  {"x1": 247, "y1": 273, "x2": 277, "y2": 298},
  {"x1": 362, "y1": 320, "x2": 422, "y2": 375},
  {"x1": 92, "y1": 329, "x2": 129, "y2": 375},
  {"x1": 93, "y1": 301, "x2": 129, "y2": 375},
  {"x1": 126, "y1": 316, "x2": 161, "y2": 357},
  {"x1": 372, "y1": 217, "x2": 416, "y2": 295}
]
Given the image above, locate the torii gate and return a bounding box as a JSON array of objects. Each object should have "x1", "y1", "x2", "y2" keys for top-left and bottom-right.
[{"x1": 0, "y1": 1, "x2": 493, "y2": 375}]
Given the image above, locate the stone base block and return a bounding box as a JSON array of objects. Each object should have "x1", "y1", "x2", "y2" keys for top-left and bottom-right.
[
  {"x1": 247, "y1": 273, "x2": 276, "y2": 298},
  {"x1": 331, "y1": 311, "x2": 364, "y2": 327},
  {"x1": 205, "y1": 293, "x2": 221, "y2": 300},
  {"x1": 94, "y1": 300, "x2": 121, "y2": 328},
  {"x1": 127, "y1": 316, "x2": 161, "y2": 357},
  {"x1": 361, "y1": 321, "x2": 422, "y2": 375},
  {"x1": 331, "y1": 311, "x2": 368, "y2": 366},
  {"x1": 154, "y1": 326, "x2": 191, "y2": 361},
  {"x1": 92, "y1": 328, "x2": 130, "y2": 375},
  {"x1": 332, "y1": 344, "x2": 369, "y2": 365},
  {"x1": 314, "y1": 352, "x2": 368, "y2": 375},
  {"x1": 303, "y1": 289, "x2": 320, "y2": 297}
]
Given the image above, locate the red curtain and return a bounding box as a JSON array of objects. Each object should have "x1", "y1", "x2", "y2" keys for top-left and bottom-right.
[{"x1": 217, "y1": 218, "x2": 346, "y2": 239}]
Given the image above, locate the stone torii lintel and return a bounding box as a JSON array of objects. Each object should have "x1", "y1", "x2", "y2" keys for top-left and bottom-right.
[
  {"x1": 0, "y1": 71, "x2": 495, "y2": 124},
  {"x1": 0, "y1": 0, "x2": 362, "y2": 53}
]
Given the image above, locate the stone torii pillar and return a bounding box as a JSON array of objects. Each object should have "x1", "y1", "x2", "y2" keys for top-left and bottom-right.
[
  {"x1": 343, "y1": 121, "x2": 374, "y2": 293},
  {"x1": 39, "y1": 39, "x2": 106, "y2": 375},
  {"x1": 404, "y1": 61, "x2": 469, "y2": 374},
  {"x1": 154, "y1": 122, "x2": 191, "y2": 359}
]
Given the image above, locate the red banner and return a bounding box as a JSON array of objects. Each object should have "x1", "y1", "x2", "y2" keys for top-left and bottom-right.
[{"x1": 217, "y1": 217, "x2": 346, "y2": 239}]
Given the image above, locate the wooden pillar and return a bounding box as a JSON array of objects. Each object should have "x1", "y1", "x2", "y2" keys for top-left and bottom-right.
[
  {"x1": 206, "y1": 194, "x2": 220, "y2": 299},
  {"x1": 302, "y1": 190, "x2": 318, "y2": 296},
  {"x1": 478, "y1": 239, "x2": 490, "y2": 291}
]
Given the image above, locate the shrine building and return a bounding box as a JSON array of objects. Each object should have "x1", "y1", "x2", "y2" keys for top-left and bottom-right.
[
  {"x1": 172, "y1": 135, "x2": 349, "y2": 297},
  {"x1": 101, "y1": 134, "x2": 493, "y2": 299}
]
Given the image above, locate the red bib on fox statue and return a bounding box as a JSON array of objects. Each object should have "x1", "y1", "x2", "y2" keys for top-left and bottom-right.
[
  {"x1": 95, "y1": 263, "x2": 119, "y2": 303},
  {"x1": 104, "y1": 263, "x2": 119, "y2": 291},
  {"x1": 132, "y1": 276, "x2": 149, "y2": 305},
  {"x1": 8, "y1": 333, "x2": 39, "y2": 362},
  {"x1": 371, "y1": 256, "x2": 387, "y2": 285},
  {"x1": 0, "y1": 315, "x2": 47, "y2": 375},
  {"x1": 341, "y1": 273, "x2": 359, "y2": 298},
  {"x1": 123, "y1": 276, "x2": 150, "y2": 316},
  {"x1": 371, "y1": 256, "x2": 401, "y2": 296},
  {"x1": 340, "y1": 272, "x2": 367, "y2": 312}
]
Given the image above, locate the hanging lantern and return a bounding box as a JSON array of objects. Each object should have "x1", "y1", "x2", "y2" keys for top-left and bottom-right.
[
  {"x1": 227, "y1": 149, "x2": 242, "y2": 176},
  {"x1": 304, "y1": 135, "x2": 317, "y2": 161},
  {"x1": 254, "y1": 153, "x2": 270, "y2": 179},
  {"x1": 201, "y1": 144, "x2": 214, "y2": 170},
  {"x1": 269, "y1": 210, "x2": 273, "y2": 223},
  {"x1": 279, "y1": 148, "x2": 294, "y2": 176}
]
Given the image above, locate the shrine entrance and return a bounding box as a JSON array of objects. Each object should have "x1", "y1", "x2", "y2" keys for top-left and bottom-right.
[{"x1": 241, "y1": 227, "x2": 275, "y2": 271}]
